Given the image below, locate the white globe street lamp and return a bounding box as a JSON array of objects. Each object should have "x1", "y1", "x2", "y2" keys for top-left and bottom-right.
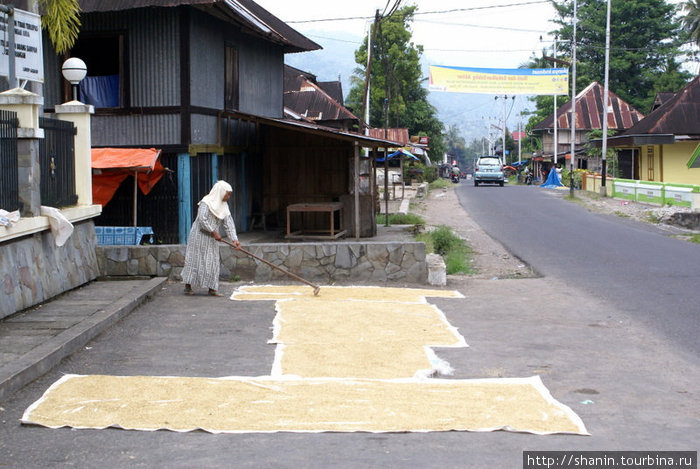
[{"x1": 61, "y1": 58, "x2": 87, "y2": 101}]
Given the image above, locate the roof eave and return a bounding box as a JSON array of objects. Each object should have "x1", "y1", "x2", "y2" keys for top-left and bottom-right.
[{"x1": 591, "y1": 134, "x2": 676, "y2": 148}]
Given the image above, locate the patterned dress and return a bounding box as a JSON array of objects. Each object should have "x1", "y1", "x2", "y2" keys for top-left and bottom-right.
[{"x1": 181, "y1": 203, "x2": 238, "y2": 291}]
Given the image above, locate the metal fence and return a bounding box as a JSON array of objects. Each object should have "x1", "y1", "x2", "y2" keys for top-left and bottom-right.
[
  {"x1": 39, "y1": 117, "x2": 77, "y2": 208},
  {"x1": 0, "y1": 110, "x2": 19, "y2": 211}
]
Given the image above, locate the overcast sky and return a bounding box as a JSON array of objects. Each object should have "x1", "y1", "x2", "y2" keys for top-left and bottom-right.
[
  {"x1": 255, "y1": 0, "x2": 559, "y2": 69},
  {"x1": 254, "y1": 0, "x2": 696, "y2": 143},
  {"x1": 254, "y1": 1, "x2": 561, "y2": 141}
]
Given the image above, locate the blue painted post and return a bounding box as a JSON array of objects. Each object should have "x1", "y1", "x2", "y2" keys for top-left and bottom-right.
[
  {"x1": 241, "y1": 152, "x2": 248, "y2": 232},
  {"x1": 178, "y1": 153, "x2": 192, "y2": 244},
  {"x1": 212, "y1": 153, "x2": 219, "y2": 183}
]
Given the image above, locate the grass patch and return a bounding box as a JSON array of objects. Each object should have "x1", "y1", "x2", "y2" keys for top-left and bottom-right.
[
  {"x1": 676, "y1": 233, "x2": 700, "y2": 244},
  {"x1": 377, "y1": 213, "x2": 425, "y2": 226},
  {"x1": 444, "y1": 250, "x2": 473, "y2": 274},
  {"x1": 428, "y1": 178, "x2": 452, "y2": 190},
  {"x1": 415, "y1": 231, "x2": 434, "y2": 253},
  {"x1": 425, "y1": 225, "x2": 474, "y2": 275},
  {"x1": 388, "y1": 213, "x2": 425, "y2": 225},
  {"x1": 647, "y1": 212, "x2": 661, "y2": 223}
]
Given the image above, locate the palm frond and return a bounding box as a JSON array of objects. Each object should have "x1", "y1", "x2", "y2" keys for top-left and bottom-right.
[{"x1": 40, "y1": 0, "x2": 81, "y2": 54}]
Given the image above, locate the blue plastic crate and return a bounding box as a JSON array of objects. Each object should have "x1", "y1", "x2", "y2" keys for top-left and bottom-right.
[{"x1": 95, "y1": 226, "x2": 154, "y2": 245}]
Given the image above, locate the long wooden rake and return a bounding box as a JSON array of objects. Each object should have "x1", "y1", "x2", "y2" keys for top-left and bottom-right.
[{"x1": 220, "y1": 239, "x2": 320, "y2": 296}]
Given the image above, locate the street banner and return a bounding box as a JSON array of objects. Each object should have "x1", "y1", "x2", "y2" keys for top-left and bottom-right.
[{"x1": 429, "y1": 65, "x2": 568, "y2": 95}]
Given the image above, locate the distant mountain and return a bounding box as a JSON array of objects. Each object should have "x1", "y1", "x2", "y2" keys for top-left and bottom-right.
[
  {"x1": 286, "y1": 30, "x2": 533, "y2": 142},
  {"x1": 284, "y1": 30, "x2": 362, "y2": 101}
]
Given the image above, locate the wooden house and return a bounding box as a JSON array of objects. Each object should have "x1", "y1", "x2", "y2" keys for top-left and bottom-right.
[
  {"x1": 605, "y1": 75, "x2": 700, "y2": 185},
  {"x1": 283, "y1": 65, "x2": 359, "y2": 132},
  {"x1": 532, "y1": 82, "x2": 644, "y2": 177},
  {"x1": 41, "y1": 0, "x2": 395, "y2": 242}
]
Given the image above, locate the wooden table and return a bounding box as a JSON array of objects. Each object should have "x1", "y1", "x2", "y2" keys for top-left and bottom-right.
[{"x1": 286, "y1": 202, "x2": 346, "y2": 240}]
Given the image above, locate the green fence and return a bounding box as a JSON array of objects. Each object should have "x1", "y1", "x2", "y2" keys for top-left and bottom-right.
[{"x1": 610, "y1": 179, "x2": 699, "y2": 207}]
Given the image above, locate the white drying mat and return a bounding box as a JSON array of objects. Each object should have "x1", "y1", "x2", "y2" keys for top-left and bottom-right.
[{"x1": 22, "y1": 374, "x2": 588, "y2": 435}]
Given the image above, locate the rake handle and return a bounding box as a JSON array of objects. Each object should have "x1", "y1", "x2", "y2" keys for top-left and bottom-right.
[{"x1": 220, "y1": 239, "x2": 320, "y2": 295}]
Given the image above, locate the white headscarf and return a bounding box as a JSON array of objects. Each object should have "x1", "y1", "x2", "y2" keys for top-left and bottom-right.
[{"x1": 199, "y1": 180, "x2": 232, "y2": 220}]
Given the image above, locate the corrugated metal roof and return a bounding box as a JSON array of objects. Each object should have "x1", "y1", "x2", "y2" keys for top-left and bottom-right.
[
  {"x1": 533, "y1": 81, "x2": 644, "y2": 132},
  {"x1": 621, "y1": 75, "x2": 700, "y2": 137},
  {"x1": 78, "y1": 0, "x2": 321, "y2": 53},
  {"x1": 224, "y1": 110, "x2": 403, "y2": 148},
  {"x1": 651, "y1": 92, "x2": 676, "y2": 112},
  {"x1": 318, "y1": 82, "x2": 343, "y2": 105},
  {"x1": 283, "y1": 67, "x2": 358, "y2": 124},
  {"x1": 367, "y1": 128, "x2": 410, "y2": 145}
]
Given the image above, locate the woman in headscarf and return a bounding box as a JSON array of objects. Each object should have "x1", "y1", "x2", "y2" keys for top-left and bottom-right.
[{"x1": 182, "y1": 180, "x2": 240, "y2": 296}]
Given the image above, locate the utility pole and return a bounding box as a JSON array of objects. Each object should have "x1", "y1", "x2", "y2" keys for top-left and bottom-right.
[
  {"x1": 494, "y1": 96, "x2": 508, "y2": 165},
  {"x1": 380, "y1": 18, "x2": 390, "y2": 227},
  {"x1": 502, "y1": 96, "x2": 507, "y2": 165},
  {"x1": 0, "y1": 5, "x2": 17, "y2": 88},
  {"x1": 553, "y1": 35, "x2": 558, "y2": 166},
  {"x1": 518, "y1": 114, "x2": 522, "y2": 164},
  {"x1": 600, "y1": 0, "x2": 612, "y2": 197},
  {"x1": 569, "y1": 0, "x2": 578, "y2": 198},
  {"x1": 361, "y1": 10, "x2": 380, "y2": 134}
]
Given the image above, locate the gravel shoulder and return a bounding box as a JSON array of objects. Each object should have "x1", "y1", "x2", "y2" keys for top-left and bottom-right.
[
  {"x1": 411, "y1": 184, "x2": 698, "y2": 280},
  {"x1": 412, "y1": 185, "x2": 535, "y2": 280}
]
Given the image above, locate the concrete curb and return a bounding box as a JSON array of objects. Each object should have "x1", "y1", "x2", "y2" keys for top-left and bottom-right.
[{"x1": 0, "y1": 277, "x2": 167, "y2": 402}]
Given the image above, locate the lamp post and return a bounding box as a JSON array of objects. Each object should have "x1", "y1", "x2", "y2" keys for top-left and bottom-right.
[{"x1": 61, "y1": 58, "x2": 87, "y2": 101}]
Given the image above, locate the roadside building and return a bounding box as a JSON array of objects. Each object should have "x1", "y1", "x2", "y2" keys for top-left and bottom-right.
[
  {"x1": 40, "y1": 0, "x2": 398, "y2": 243},
  {"x1": 531, "y1": 81, "x2": 644, "y2": 179},
  {"x1": 604, "y1": 75, "x2": 700, "y2": 185}
]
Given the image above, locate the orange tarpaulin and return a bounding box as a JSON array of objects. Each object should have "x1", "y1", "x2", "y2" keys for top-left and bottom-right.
[{"x1": 91, "y1": 148, "x2": 165, "y2": 207}]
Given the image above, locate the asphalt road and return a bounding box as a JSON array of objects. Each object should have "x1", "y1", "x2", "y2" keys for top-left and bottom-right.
[
  {"x1": 1, "y1": 189, "x2": 698, "y2": 467},
  {"x1": 454, "y1": 182, "x2": 700, "y2": 357}
]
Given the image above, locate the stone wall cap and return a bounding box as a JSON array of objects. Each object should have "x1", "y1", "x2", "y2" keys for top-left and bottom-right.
[
  {"x1": 54, "y1": 101, "x2": 95, "y2": 114},
  {"x1": 17, "y1": 127, "x2": 44, "y2": 139},
  {"x1": 0, "y1": 87, "x2": 43, "y2": 105}
]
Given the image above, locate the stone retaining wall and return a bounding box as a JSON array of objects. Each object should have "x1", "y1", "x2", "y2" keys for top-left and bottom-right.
[
  {"x1": 1, "y1": 222, "x2": 99, "y2": 318},
  {"x1": 664, "y1": 212, "x2": 700, "y2": 230},
  {"x1": 97, "y1": 241, "x2": 428, "y2": 284}
]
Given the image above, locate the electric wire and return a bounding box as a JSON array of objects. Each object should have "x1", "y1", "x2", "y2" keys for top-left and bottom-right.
[{"x1": 285, "y1": 0, "x2": 549, "y2": 23}]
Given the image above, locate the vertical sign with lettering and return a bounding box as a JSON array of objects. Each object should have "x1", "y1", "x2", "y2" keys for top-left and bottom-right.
[{"x1": 0, "y1": 8, "x2": 43, "y2": 83}]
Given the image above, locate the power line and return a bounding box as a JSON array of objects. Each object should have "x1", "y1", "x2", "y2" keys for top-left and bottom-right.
[
  {"x1": 414, "y1": 0, "x2": 550, "y2": 16},
  {"x1": 385, "y1": 0, "x2": 403, "y2": 18},
  {"x1": 414, "y1": 19, "x2": 548, "y2": 34},
  {"x1": 286, "y1": 0, "x2": 550, "y2": 24},
  {"x1": 302, "y1": 33, "x2": 542, "y2": 54},
  {"x1": 425, "y1": 47, "x2": 540, "y2": 53}
]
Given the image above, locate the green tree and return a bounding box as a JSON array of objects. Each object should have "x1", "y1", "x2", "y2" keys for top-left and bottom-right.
[
  {"x1": 681, "y1": 0, "x2": 700, "y2": 46},
  {"x1": 551, "y1": 0, "x2": 691, "y2": 112},
  {"x1": 346, "y1": 6, "x2": 446, "y2": 162},
  {"x1": 519, "y1": 51, "x2": 564, "y2": 153},
  {"x1": 444, "y1": 125, "x2": 467, "y2": 166},
  {"x1": 40, "y1": 0, "x2": 81, "y2": 54}
]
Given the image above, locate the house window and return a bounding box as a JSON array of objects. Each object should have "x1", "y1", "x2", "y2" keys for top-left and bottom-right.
[
  {"x1": 70, "y1": 34, "x2": 125, "y2": 108},
  {"x1": 225, "y1": 45, "x2": 239, "y2": 111},
  {"x1": 647, "y1": 146, "x2": 655, "y2": 181}
]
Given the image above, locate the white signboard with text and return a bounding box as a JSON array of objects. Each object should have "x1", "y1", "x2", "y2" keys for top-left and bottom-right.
[{"x1": 0, "y1": 8, "x2": 43, "y2": 83}]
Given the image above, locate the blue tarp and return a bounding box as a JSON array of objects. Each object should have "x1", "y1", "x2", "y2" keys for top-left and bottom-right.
[
  {"x1": 80, "y1": 75, "x2": 120, "y2": 108},
  {"x1": 376, "y1": 149, "x2": 420, "y2": 163},
  {"x1": 540, "y1": 168, "x2": 564, "y2": 188}
]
